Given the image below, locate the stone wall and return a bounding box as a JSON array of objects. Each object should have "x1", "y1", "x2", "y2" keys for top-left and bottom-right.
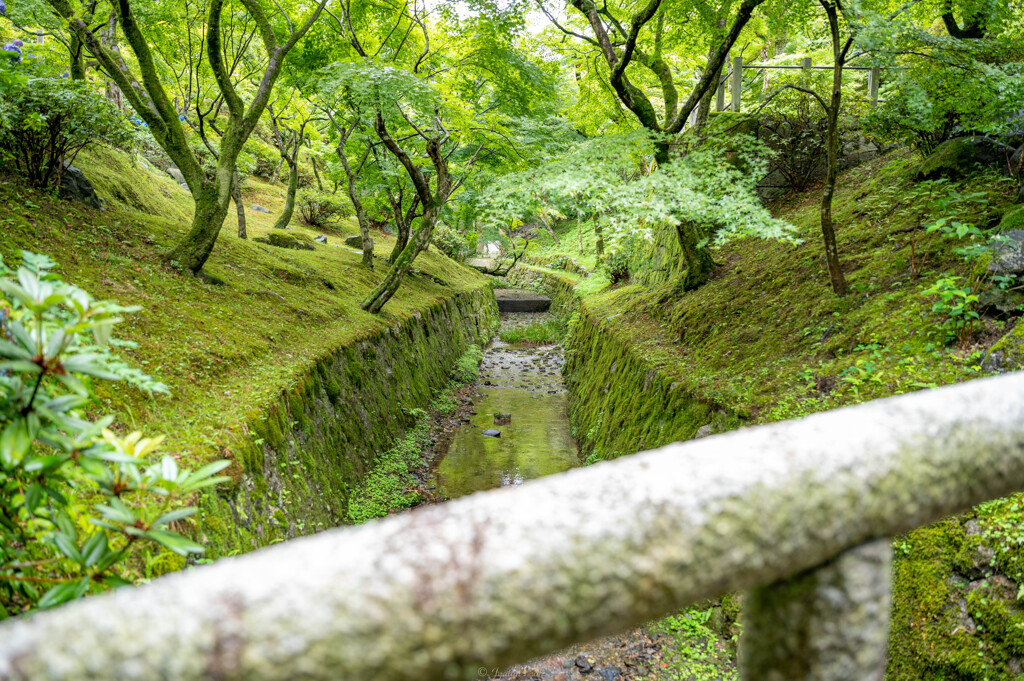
[{"x1": 198, "y1": 285, "x2": 499, "y2": 555}]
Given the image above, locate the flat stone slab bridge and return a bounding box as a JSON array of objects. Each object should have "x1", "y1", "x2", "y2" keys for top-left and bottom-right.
[{"x1": 494, "y1": 288, "x2": 551, "y2": 313}]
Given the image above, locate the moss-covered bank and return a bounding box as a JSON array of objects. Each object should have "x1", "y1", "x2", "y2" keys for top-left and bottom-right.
[
  {"x1": 521, "y1": 149, "x2": 1024, "y2": 679},
  {"x1": 200, "y1": 287, "x2": 498, "y2": 554},
  {"x1": 1, "y1": 145, "x2": 499, "y2": 564}
]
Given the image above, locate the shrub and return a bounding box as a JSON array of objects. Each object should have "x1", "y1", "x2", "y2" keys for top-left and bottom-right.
[
  {"x1": 0, "y1": 252, "x2": 228, "y2": 616},
  {"x1": 297, "y1": 188, "x2": 351, "y2": 229},
  {"x1": 245, "y1": 139, "x2": 280, "y2": 179},
  {"x1": 450, "y1": 344, "x2": 483, "y2": 384},
  {"x1": 604, "y1": 249, "x2": 631, "y2": 284},
  {"x1": 433, "y1": 223, "x2": 476, "y2": 261},
  {"x1": 0, "y1": 74, "x2": 130, "y2": 189}
]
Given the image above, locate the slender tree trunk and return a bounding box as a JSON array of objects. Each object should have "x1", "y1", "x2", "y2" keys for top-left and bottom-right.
[
  {"x1": 271, "y1": 157, "x2": 283, "y2": 183},
  {"x1": 578, "y1": 214, "x2": 582, "y2": 253},
  {"x1": 69, "y1": 34, "x2": 86, "y2": 80},
  {"x1": 594, "y1": 215, "x2": 604, "y2": 257},
  {"x1": 311, "y1": 156, "x2": 324, "y2": 192},
  {"x1": 537, "y1": 215, "x2": 560, "y2": 245},
  {"x1": 272, "y1": 157, "x2": 299, "y2": 230},
  {"x1": 820, "y1": 0, "x2": 848, "y2": 296},
  {"x1": 102, "y1": 13, "x2": 123, "y2": 110},
  {"x1": 233, "y1": 170, "x2": 246, "y2": 239},
  {"x1": 166, "y1": 181, "x2": 234, "y2": 272},
  {"x1": 337, "y1": 142, "x2": 374, "y2": 268},
  {"x1": 390, "y1": 221, "x2": 410, "y2": 262},
  {"x1": 676, "y1": 221, "x2": 715, "y2": 290},
  {"x1": 694, "y1": 19, "x2": 726, "y2": 135},
  {"x1": 363, "y1": 206, "x2": 439, "y2": 313}
]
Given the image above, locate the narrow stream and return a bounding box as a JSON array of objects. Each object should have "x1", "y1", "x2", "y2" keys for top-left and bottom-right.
[{"x1": 433, "y1": 311, "x2": 579, "y2": 499}]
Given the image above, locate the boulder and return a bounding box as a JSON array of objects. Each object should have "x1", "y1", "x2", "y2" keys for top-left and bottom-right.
[
  {"x1": 58, "y1": 163, "x2": 104, "y2": 209},
  {"x1": 314, "y1": 234, "x2": 327, "y2": 244},
  {"x1": 345, "y1": 235, "x2": 363, "y2": 248},
  {"x1": 493, "y1": 413, "x2": 511, "y2": 426},
  {"x1": 986, "y1": 229, "x2": 1024, "y2": 276},
  {"x1": 982, "y1": 320, "x2": 1024, "y2": 372},
  {"x1": 250, "y1": 204, "x2": 271, "y2": 214},
  {"x1": 166, "y1": 166, "x2": 186, "y2": 184},
  {"x1": 254, "y1": 232, "x2": 315, "y2": 251},
  {"x1": 916, "y1": 136, "x2": 1015, "y2": 181},
  {"x1": 482, "y1": 429, "x2": 501, "y2": 438}
]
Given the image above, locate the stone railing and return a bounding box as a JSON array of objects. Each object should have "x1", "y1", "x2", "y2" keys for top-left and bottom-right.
[{"x1": 3, "y1": 373, "x2": 1024, "y2": 681}]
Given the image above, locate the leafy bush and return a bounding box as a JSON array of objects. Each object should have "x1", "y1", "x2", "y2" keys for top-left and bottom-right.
[
  {"x1": 0, "y1": 252, "x2": 228, "y2": 616},
  {"x1": 297, "y1": 189, "x2": 351, "y2": 229},
  {"x1": 433, "y1": 223, "x2": 477, "y2": 261},
  {"x1": 450, "y1": 344, "x2": 483, "y2": 384},
  {"x1": 0, "y1": 74, "x2": 130, "y2": 189},
  {"x1": 923, "y1": 274, "x2": 981, "y2": 345},
  {"x1": 604, "y1": 249, "x2": 631, "y2": 284},
  {"x1": 245, "y1": 139, "x2": 280, "y2": 179}
]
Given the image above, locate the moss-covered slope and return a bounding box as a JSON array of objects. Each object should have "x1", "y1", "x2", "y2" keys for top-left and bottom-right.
[
  {"x1": 524, "y1": 148, "x2": 1024, "y2": 679},
  {"x1": 1, "y1": 147, "x2": 497, "y2": 559}
]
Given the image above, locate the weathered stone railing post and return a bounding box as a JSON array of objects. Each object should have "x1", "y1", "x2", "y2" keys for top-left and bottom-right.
[
  {"x1": 741, "y1": 539, "x2": 892, "y2": 680},
  {"x1": 3, "y1": 374, "x2": 1024, "y2": 681}
]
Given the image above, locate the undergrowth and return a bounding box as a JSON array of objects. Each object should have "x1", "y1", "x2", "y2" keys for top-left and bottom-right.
[
  {"x1": 498, "y1": 319, "x2": 565, "y2": 345},
  {"x1": 346, "y1": 344, "x2": 483, "y2": 524}
]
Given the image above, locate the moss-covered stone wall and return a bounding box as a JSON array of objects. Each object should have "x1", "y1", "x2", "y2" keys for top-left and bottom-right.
[
  {"x1": 563, "y1": 303, "x2": 741, "y2": 462},
  {"x1": 198, "y1": 286, "x2": 498, "y2": 555}
]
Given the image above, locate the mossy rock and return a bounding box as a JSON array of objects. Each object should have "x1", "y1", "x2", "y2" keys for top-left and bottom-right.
[
  {"x1": 916, "y1": 136, "x2": 1009, "y2": 182},
  {"x1": 997, "y1": 205, "x2": 1024, "y2": 232},
  {"x1": 255, "y1": 232, "x2": 315, "y2": 251},
  {"x1": 982, "y1": 320, "x2": 1024, "y2": 371}
]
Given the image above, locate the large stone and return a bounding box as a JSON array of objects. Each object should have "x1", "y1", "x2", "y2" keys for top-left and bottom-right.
[
  {"x1": 494, "y1": 288, "x2": 551, "y2": 313},
  {"x1": 166, "y1": 166, "x2": 186, "y2": 184},
  {"x1": 254, "y1": 232, "x2": 315, "y2": 251},
  {"x1": 482, "y1": 429, "x2": 501, "y2": 438},
  {"x1": 345, "y1": 235, "x2": 363, "y2": 249},
  {"x1": 916, "y1": 136, "x2": 1014, "y2": 182},
  {"x1": 250, "y1": 204, "x2": 271, "y2": 214},
  {"x1": 58, "y1": 163, "x2": 103, "y2": 209},
  {"x1": 987, "y1": 230, "x2": 1024, "y2": 276}
]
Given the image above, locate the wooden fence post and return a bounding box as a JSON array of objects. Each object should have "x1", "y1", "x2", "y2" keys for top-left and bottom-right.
[
  {"x1": 716, "y1": 72, "x2": 726, "y2": 112},
  {"x1": 868, "y1": 66, "x2": 880, "y2": 107},
  {"x1": 731, "y1": 55, "x2": 742, "y2": 112}
]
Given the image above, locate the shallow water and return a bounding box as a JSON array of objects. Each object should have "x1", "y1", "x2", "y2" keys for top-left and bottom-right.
[{"x1": 434, "y1": 312, "x2": 579, "y2": 499}]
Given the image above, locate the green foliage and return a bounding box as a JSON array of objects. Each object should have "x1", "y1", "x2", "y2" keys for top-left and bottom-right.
[
  {"x1": 648, "y1": 606, "x2": 738, "y2": 681},
  {"x1": 498, "y1": 319, "x2": 564, "y2": 345},
  {"x1": 432, "y1": 223, "x2": 477, "y2": 261},
  {"x1": 296, "y1": 188, "x2": 352, "y2": 229},
  {"x1": 923, "y1": 275, "x2": 981, "y2": 345},
  {"x1": 0, "y1": 73, "x2": 130, "y2": 189},
  {"x1": 450, "y1": 344, "x2": 483, "y2": 384},
  {"x1": 604, "y1": 249, "x2": 631, "y2": 285},
  {"x1": 0, "y1": 252, "x2": 228, "y2": 617}
]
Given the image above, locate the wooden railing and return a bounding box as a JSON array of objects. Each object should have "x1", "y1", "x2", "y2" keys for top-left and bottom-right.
[
  {"x1": 3, "y1": 373, "x2": 1024, "y2": 681},
  {"x1": 689, "y1": 55, "x2": 884, "y2": 125}
]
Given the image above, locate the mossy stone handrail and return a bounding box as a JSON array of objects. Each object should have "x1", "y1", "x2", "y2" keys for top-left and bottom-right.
[{"x1": 4, "y1": 374, "x2": 1024, "y2": 680}]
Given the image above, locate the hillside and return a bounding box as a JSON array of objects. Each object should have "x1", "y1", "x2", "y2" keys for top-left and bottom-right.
[
  {"x1": 517, "y1": 149, "x2": 1024, "y2": 679},
  {"x1": 0, "y1": 147, "x2": 489, "y2": 470}
]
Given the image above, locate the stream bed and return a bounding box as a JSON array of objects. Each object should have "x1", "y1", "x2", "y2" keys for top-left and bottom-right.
[
  {"x1": 434, "y1": 311, "x2": 579, "y2": 498},
  {"x1": 427, "y1": 312, "x2": 671, "y2": 681}
]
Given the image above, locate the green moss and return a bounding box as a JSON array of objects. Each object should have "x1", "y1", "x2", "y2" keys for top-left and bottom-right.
[
  {"x1": 917, "y1": 137, "x2": 984, "y2": 181},
  {"x1": 997, "y1": 205, "x2": 1024, "y2": 233}
]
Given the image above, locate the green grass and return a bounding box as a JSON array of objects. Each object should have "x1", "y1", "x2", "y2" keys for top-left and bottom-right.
[
  {"x1": 0, "y1": 145, "x2": 489, "y2": 472},
  {"x1": 498, "y1": 319, "x2": 565, "y2": 344}
]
